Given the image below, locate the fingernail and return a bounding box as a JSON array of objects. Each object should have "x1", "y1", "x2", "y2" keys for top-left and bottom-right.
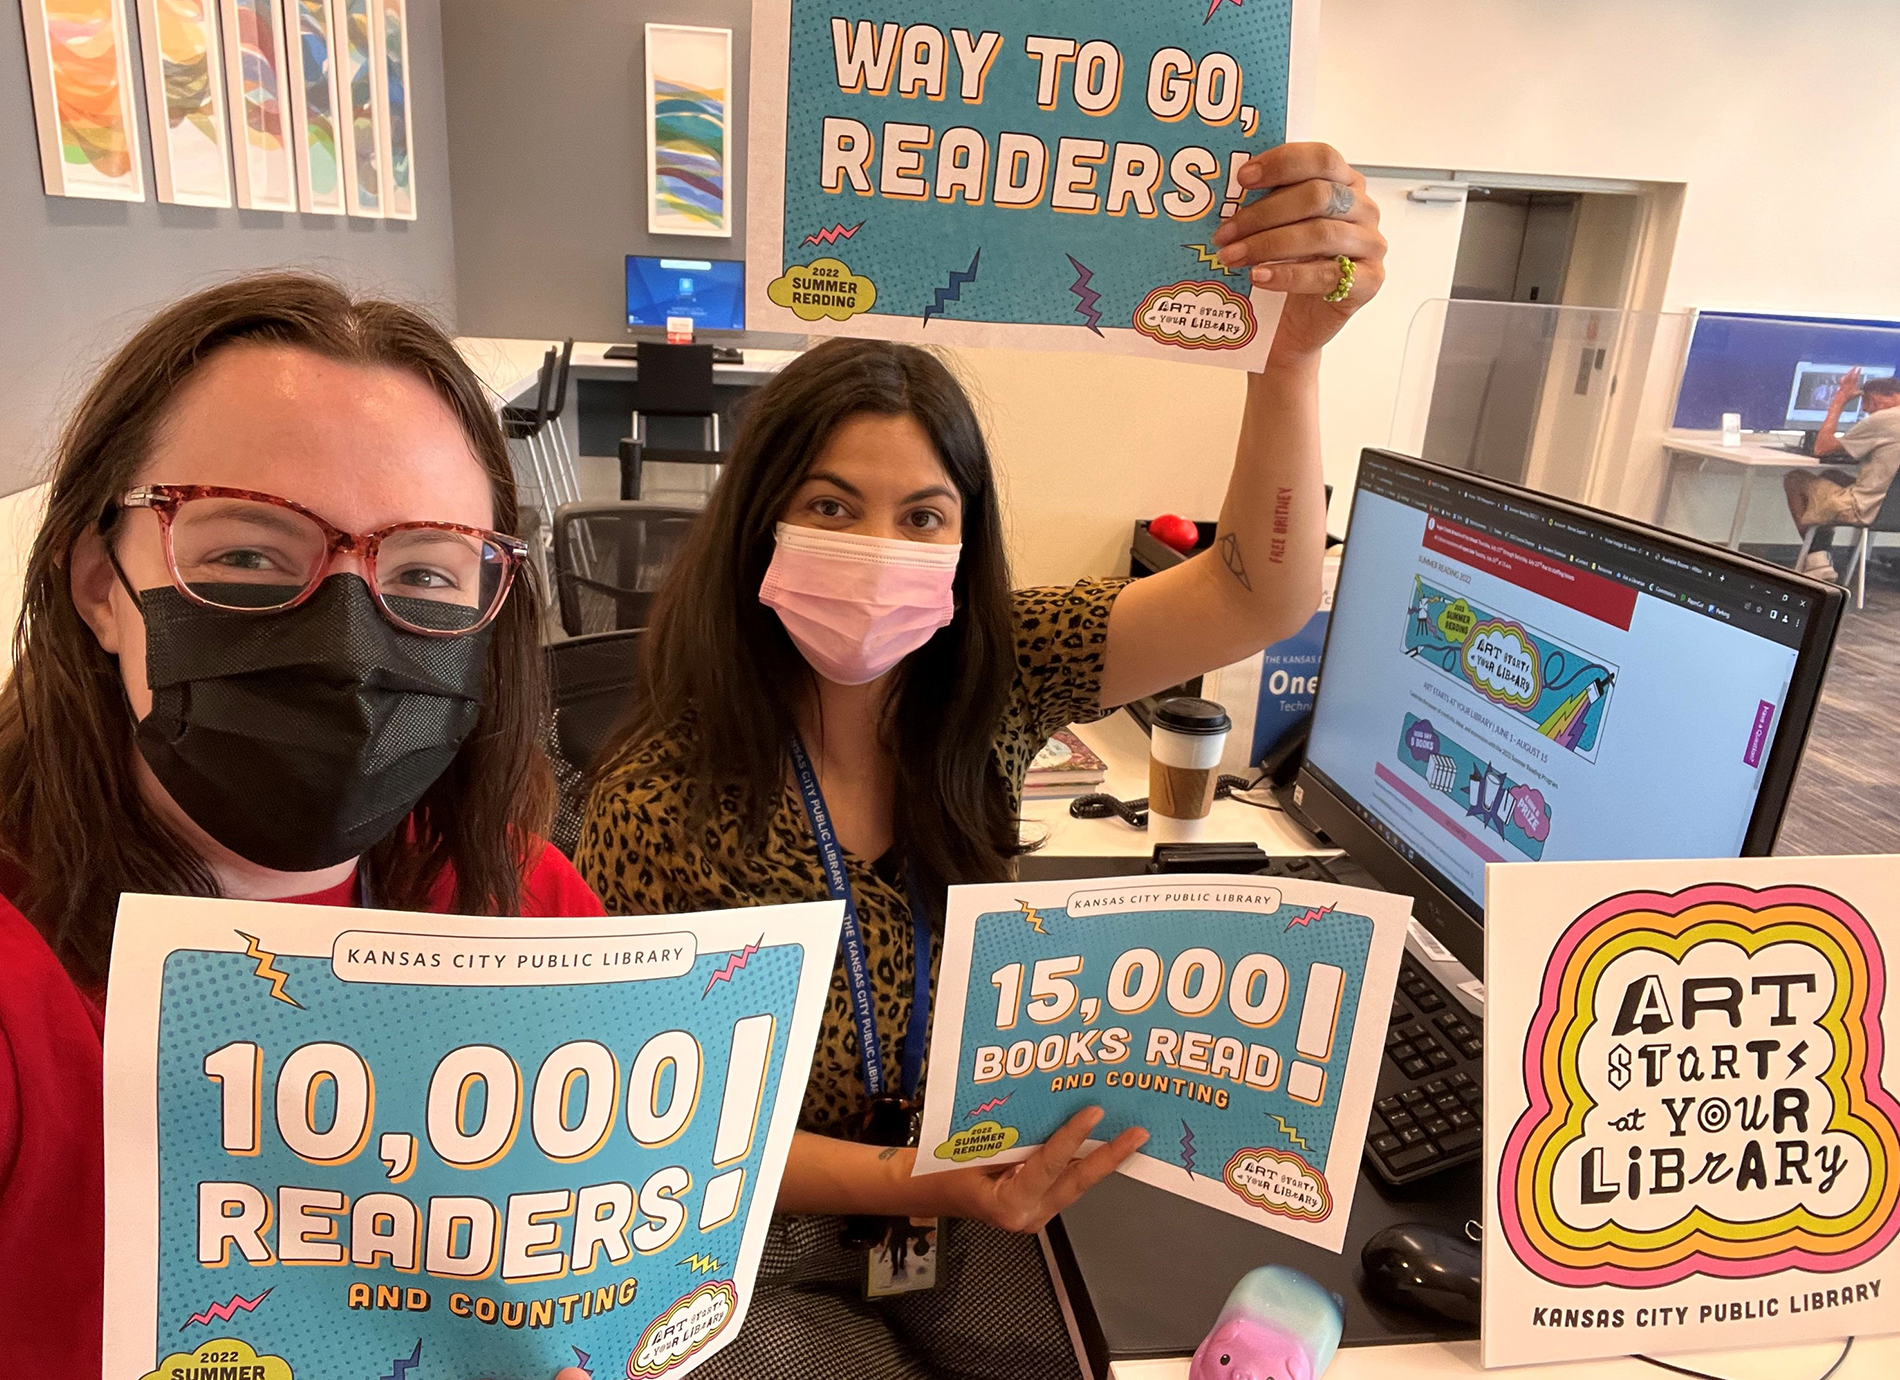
[
  {"x1": 1219, "y1": 242, "x2": 1247, "y2": 266},
  {"x1": 1251, "y1": 265, "x2": 1274, "y2": 286},
  {"x1": 1211, "y1": 223, "x2": 1234, "y2": 247},
  {"x1": 1238, "y1": 164, "x2": 1263, "y2": 187}
]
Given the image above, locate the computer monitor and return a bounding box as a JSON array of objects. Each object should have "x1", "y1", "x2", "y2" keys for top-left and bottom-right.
[
  {"x1": 1785, "y1": 361, "x2": 1895, "y2": 427},
  {"x1": 625, "y1": 255, "x2": 745, "y2": 332},
  {"x1": 1296, "y1": 450, "x2": 1844, "y2": 976}
]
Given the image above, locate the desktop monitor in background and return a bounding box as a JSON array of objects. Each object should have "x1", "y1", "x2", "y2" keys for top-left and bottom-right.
[
  {"x1": 1296, "y1": 450, "x2": 1843, "y2": 976},
  {"x1": 625, "y1": 255, "x2": 745, "y2": 332},
  {"x1": 1785, "y1": 361, "x2": 1895, "y2": 427}
]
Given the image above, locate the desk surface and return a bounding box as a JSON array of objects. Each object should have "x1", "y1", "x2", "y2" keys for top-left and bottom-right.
[
  {"x1": 1023, "y1": 711, "x2": 1336, "y2": 859},
  {"x1": 454, "y1": 336, "x2": 803, "y2": 405},
  {"x1": 1661, "y1": 429, "x2": 1826, "y2": 468}
]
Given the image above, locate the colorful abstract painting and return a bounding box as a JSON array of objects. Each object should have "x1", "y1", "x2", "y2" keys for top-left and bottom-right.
[
  {"x1": 332, "y1": 0, "x2": 381, "y2": 216},
  {"x1": 284, "y1": 0, "x2": 344, "y2": 212},
  {"x1": 218, "y1": 0, "x2": 297, "y2": 210},
  {"x1": 645, "y1": 24, "x2": 731, "y2": 238},
  {"x1": 134, "y1": 0, "x2": 232, "y2": 205},
  {"x1": 18, "y1": 0, "x2": 146, "y2": 200},
  {"x1": 373, "y1": 0, "x2": 415, "y2": 218}
]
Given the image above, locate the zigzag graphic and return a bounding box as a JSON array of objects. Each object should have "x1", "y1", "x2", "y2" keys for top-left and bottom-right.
[
  {"x1": 1015, "y1": 899, "x2": 1048, "y2": 935},
  {"x1": 381, "y1": 1339, "x2": 422, "y2": 1380},
  {"x1": 236, "y1": 932, "x2": 303, "y2": 1007},
  {"x1": 1284, "y1": 904, "x2": 1334, "y2": 932},
  {"x1": 680, "y1": 1252, "x2": 722, "y2": 1275},
  {"x1": 1204, "y1": 0, "x2": 1245, "y2": 21},
  {"x1": 703, "y1": 936, "x2": 763, "y2": 997},
  {"x1": 180, "y1": 1288, "x2": 273, "y2": 1330},
  {"x1": 966, "y1": 1094, "x2": 1011, "y2": 1120},
  {"x1": 1272, "y1": 1114, "x2": 1309, "y2": 1150},
  {"x1": 1065, "y1": 254, "x2": 1103, "y2": 335},
  {"x1": 1183, "y1": 243, "x2": 1236, "y2": 275},
  {"x1": 1180, "y1": 1120, "x2": 1197, "y2": 1178},
  {"x1": 922, "y1": 249, "x2": 981, "y2": 325},
  {"x1": 803, "y1": 221, "x2": 865, "y2": 246},
  {"x1": 571, "y1": 1346, "x2": 593, "y2": 1377}
]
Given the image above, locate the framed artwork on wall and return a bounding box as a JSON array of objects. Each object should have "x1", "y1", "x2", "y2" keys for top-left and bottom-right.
[
  {"x1": 332, "y1": 0, "x2": 382, "y2": 216},
  {"x1": 372, "y1": 0, "x2": 415, "y2": 219},
  {"x1": 133, "y1": 0, "x2": 233, "y2": 206},
  {"x1": 644, "y1": 23, "x2": 732, "y2": 238},
  {"x1": 218, "y1": 0, "x2": 298, "y2": 211},
  {"x1": 283, "y1": 0, "x2": 345, "y2": 213},
  {"x1": 17, "y1": 0, "x2": 147, "y2": 200}
]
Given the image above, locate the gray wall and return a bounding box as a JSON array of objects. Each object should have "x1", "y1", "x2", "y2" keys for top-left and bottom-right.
[
  {"x1": 0, "y1": 0, "x2": 458, "y2": 496},
  {"x1": 441, "y1": 0, "x2": 752, "y2": 342}
]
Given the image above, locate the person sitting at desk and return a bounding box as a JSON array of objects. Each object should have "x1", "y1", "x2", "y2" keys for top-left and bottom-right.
[
  {"x1": 1784, "y1": 366, "x2": 1900, "y2": 577},
  {"x1": 0, "y1": 274, "x2": 606, "y2": 1377},
  {"x1": 576, "y1": 143, "x2": 1387, "y2": 1380}
]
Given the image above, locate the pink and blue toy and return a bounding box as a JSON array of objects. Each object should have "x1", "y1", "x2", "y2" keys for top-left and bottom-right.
[{"x1": 1189, "y1": 1265, "x2": 1345, "y2": 1380}]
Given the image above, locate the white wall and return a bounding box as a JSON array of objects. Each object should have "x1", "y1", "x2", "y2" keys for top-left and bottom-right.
[
  {"x1": 0, "y1": 484, "x2": 49, "y2": 675},
  {"x1": 969, "y1": 0, "x2": 1900, "y2": 584}
]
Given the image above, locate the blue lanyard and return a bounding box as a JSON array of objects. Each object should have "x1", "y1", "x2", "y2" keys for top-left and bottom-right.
[{"x1": 789, "y1": 734, "x2": 932, "y2": 1103}]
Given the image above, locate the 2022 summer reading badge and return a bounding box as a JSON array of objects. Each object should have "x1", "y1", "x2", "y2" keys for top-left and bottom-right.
[
  {"x1": 914, "y1": 874, "x2": 1410, "y2": 1252},
  {"x1": 100, "y1": 894, "x2": 839, "y2": 1380},
  {"x1": 746, "y1": 0, "x2": 1317, "y2": 368}
]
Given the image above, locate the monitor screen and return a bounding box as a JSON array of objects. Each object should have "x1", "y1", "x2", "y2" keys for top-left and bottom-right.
[
  {"x1": 1672, "y1": 310, "x2": 1900, "y2": 431},
  {"x1": 1302, "y1": 452, "x2": 1837, "y2": 943},
  {"x1": 1785, "y1": 362, "x2": 1895, "y2": 426},
  {"x1": 625, "y1": 255, "x2": 745, "y2": 331}
]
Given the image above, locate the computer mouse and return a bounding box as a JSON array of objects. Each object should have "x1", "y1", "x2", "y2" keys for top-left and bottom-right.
[{"x1": 1359, "y1": 1223, "x2": 1481, "y2": 1324}]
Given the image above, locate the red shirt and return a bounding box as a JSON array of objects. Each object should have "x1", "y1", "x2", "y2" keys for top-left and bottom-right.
[{"x1": 0, "y1": 844, "x2": 604, "y2": 1378}]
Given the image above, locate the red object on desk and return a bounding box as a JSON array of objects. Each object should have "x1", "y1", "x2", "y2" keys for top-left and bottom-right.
[{"x1": 1148, "y1": 513, "x2": 1199, "y2": 553}]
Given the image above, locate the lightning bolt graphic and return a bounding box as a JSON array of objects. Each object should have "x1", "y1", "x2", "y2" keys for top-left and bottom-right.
[
  {"x1": 381, "y1": 1339, "x2": 422, "y2": 1380},
  {"x1": 1284, "y1": 904, "x2": 1335, "y2": 932},
  {"x1": 966, "y1": 1095, "x2": 1011, "y2": 1120},
  {"x1": 1015, "y1": 900, "x2": 1049, "y2": 935},
  {"x1": 571, "y1": 1347, "x2": 594, "y2": 1377},
  {"x1": 1272, "y1": 1114, "x2": 1309, "y2": 1150},
  {"x1": 1065, "y1": 254, "x2": 1103, "y2": 336},
  {"x1": 803, "y1": 221, "x2": 865, "y2": 246},
  {"x1": 1183, "y1": 243, "x2": 1236, "y2": 275},
  {"x1": 1788, "y1": 1039, "x2": 1810, "y2": 1075},
  {"x1": 1204, "y1": 0, "x2": 1245, "y2": 21},
  {"x1": 180, "y1": 1288, "x2": 273, "y2": 1330},
  {"x1": 922, "y1": 248, "x2": 981, "y2": 325},
  {"x1": 702, "y1": 936, "x2": 763, "y2": 997},
  {"x1": 680, "y1": 1253, "x2": 722, "y2": 1275},
  {"x1": 235, "y1": 931, "x2": 303, "y2": 1007},
  {"x1": 1180, "y1": 1120, "x2": 1197, "y2": 1178}
]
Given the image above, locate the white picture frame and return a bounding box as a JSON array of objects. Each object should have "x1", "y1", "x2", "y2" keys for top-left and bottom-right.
[
  {"x1": 134, "y1": 0, "x2": 234, "y2": 207},
  {"x1": 218, "y1": 0, "x2": 299, "y2": 212},
  {"x1": 17, "y1": 0, "x2": 147, "y2": 201},
  {"x1": 283, "y1": 0, "x2": 346, "y2": 213},
  {"x1": 645, "y1": 22, "x2": 733, "y2": 238}
]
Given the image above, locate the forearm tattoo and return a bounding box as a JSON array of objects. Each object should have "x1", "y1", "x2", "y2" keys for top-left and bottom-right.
[
  {"x1": 1217, "y1": 532, "x2": 1253, "y2": 591},
  {"x1": 1325, "y1": 183, "x2": 1355, "y2": 219},
  {"x1": 878, "y1": 1146, "x2": 903, "y2": 1160},
  {"x1": 1267, "y1": 486, "x2": 1293, "y2": 565}
]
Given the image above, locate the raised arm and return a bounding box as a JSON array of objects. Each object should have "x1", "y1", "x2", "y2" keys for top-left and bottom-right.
[
  {"x1": 1814, "y1": 367, "x2": 1861, "y2": 458},
  {"x1": 1099, "y1": 145, "x2": 1387, "y2": 709}
]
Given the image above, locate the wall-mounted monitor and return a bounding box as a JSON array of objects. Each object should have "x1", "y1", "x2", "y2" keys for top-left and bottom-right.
[
  {"x1": 1673, "y1": 310, "x2": 1900, "y2": 431},
  {"x1": 626, "y1": 255, "x2": 745, "y2": 331}
]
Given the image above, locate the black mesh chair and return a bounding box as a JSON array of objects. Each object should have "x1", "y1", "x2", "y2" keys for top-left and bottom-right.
[
  {"x1": 551, "y1": 502, "x2": 700, "y2": 636},
  {"x1": 622, "y1": 343, "x2": 721, "y2": 499},
  {"x1": 545, "y1": 629, "x2": 644, "y2": 856},
  {"x1": 1795, "y1": 477, "x2": 1900, "y2": 610}
]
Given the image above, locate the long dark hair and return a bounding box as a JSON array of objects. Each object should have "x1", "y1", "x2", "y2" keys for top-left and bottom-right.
[
  {"x1": 0, "y1": 272, "x2": 554, "y2": 985},
  {"x1": 605, "y1": 337, "x2": 1022, "y2": 888}
]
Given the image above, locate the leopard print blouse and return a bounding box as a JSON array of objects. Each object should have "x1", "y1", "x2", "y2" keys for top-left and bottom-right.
[{"x1": 575, "y1": 578, "x2": 1130, "y2": 1134}]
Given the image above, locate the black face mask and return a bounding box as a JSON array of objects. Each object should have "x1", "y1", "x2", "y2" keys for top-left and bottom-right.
[{"x1": 132, "y1": 574, "x2": 491, "y2": 873}]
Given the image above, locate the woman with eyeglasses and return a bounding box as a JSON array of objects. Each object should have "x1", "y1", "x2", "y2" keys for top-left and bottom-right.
[{"x1": 0, "y1": 274, "x2": 603, "y2": 1375}]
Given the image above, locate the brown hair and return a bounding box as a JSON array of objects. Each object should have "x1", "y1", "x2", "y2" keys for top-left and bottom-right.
[
  {"x1": 0, "y1": 272, "x2": 554, "y2": 985},
  {"x1": 598, "y1": 337, "x2": 1022, "y2": 893}
]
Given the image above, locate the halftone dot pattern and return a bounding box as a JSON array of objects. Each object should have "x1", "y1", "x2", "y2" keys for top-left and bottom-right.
[
  {"x1": 949, "y1": 901, "x2": 1373, "y2": 1172},
  {"x1": 153, "y1": 941, "x2": 808, "y2": 1376},
  {"x1": 777, "y1": 0, "x2": 1294, "y2": 325}
]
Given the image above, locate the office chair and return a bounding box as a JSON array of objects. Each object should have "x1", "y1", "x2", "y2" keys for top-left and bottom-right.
[
  {"x1": 1794, "y1": 479, "x2": 1900, "y2": 610},
  {"x1": 551, "y1": 501, "x2": 700, "y2": 636},
  {"x1": 544, "y1": 628, "x2": 645, "y2": 856},
  {"x1": 541, "y1": 338, "x2": 582, "y2": 507},
  {"x1": 619, "y1": 440, "x2": 733, "y2": 502},
  {"x1": 626, "y1": 343, "x2": 721, "y2": 480},
  {"x1": 500, "y1": 348, "x2": 560, "y2": 510}
]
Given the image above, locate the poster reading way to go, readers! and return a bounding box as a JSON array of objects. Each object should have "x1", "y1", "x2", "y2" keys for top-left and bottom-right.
[
  {"x1": 747, "y1": 0, "x2": 1317, "y2": 369},
  {"x1": 102, "y1": 894, "x2": 839, "y2": 1380}
]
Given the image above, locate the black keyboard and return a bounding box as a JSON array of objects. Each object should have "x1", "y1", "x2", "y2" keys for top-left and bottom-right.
[
  {"x1": 602, "y1": 343, "x2": 745, "y2": 364},
  {"x1": 1365, "y1": 955, "x2": 1484, "y2": 1185}
]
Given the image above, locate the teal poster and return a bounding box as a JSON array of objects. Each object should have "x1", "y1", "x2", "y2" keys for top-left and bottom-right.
[
  {"x1": 102, "y1": 895, "x2": 840, "y2": 1380},
  {"x1": 746, "y1": 0, "x2": 1318, "y2": 368},
  {"x1": 914, "y1": 873, "x2": 1410, "y2": 1251}
]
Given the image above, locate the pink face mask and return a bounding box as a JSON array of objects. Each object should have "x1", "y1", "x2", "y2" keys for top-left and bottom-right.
[{"x1": 759, "y1": 523, "x2": 961, "y2": 685}]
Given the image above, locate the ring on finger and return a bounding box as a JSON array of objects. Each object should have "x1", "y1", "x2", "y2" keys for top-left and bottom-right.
[{"x1": 1323, "y1": 255, "x2": 1356, "y2": 303}]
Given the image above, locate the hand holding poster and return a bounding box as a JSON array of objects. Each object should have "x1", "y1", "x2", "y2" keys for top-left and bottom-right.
[
  {"x1": 914, "y1": 874, "x2": 1410, "y2": 1251},
  {"x1": 747, "y1": 0, "x2": 1317, "y2": 368},
  {"x1": 102, "y1": 895, "x2": 840, "y2": 1380},
  {"x1": 1484, "y1": 856, "x2": 1900, "y2": 1366}
]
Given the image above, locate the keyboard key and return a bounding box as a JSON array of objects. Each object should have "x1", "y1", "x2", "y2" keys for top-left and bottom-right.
[
  {"x1": 1458, "y1": 1084, "x2": 1483, "y2": 1106},
  {"x1": 1389, "y1": 1041, "x2": 1417, "y2": 1061},
  {"x1": 1437, "y1": 1126, "x2": 1483, "y2": 1155},
  {"x1": 1423, "y1": 1116, "x2": 1451, "y2": 1137},
  {"x1": 1447, "y1": 1108, "x2": 1477, "y2": 1131},
  {"x1": 1424, "y1": 1078, "x2": 1450, "y2": 1096},
  {"x1": 1433, "y1": 1093, "x2": 1461, "y2": 1112},
  {"x1": 1370, "y1": 1133, "x2": 1402, "y2": 1154},
  {"x1": 1398, "y1": 1023, "x2": 1426, "y2": 1041},
  {"x1": 1413, "y1": 1034, "x2": 1442, "y2": 1054},
  {"x1": 1397, "y1": 1127, "x2": 1428, "y2": 1146},
  {"x1": 1401, "y1": 1057, "x2": 1430, "y2": 1078},
  {"x1": 1448, "y1": 1071, "x2": 1474, "y2": 1089},
  {"x1": 1375, "y1": 1096, "x2": 1403, "y2": 1118},
  {"x1": 1392, "y1": 1001, "x2": 1407, "y2": 1024},
  {"x1": 1400, "y1": 1088, "x2": 1429, "y2": 1107},
  {"x1": 1384, "y1": 1111, "x2": 1415, "y2": 1131},
  {"x1": 1426, "y1": 1050, "x2": 1456, "y2": 1072},
  {"x1": 1460, "y1": 1038, "x2": 1483, "y2": 1058},
  {"x1": 1414, "y1": 990, "x2": 1446, "y2": 1011},
  {"x1": 1386, "y1": 1142, "x2": 1443, "y2": 1173}
]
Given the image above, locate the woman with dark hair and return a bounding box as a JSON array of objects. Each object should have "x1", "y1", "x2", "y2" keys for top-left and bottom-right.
[
  {"x1": 0, "y1": 272, "x2": 603, "y2": 1376},
  {"x1": 578, "y1": 143, "x2": 1387, "y2": 1377}
]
